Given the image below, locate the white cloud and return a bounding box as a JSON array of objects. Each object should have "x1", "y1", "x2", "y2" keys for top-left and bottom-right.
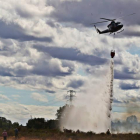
[
  {"x1": 0, "y1": 102, "x2": 59, "y2": 124},
  {"x1": 31, "y1": 93, "x2": 48, "y2": 102},
  {"x1": 0, "y1": 0, "x2": 54, "y2": 21},
  {"x1": 0, "y1": 0, "x2": 139, "y2": 125},
  {"x1": 0, "y1": 94, "x2": 10, "y2": 100}
]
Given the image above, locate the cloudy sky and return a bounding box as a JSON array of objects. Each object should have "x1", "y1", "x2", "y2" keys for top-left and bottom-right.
[{"x1": 0, "y1": 0, "x2": 140, "y2": 125}]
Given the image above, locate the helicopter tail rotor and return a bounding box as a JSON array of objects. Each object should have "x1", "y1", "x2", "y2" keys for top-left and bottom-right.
[{"x1": 94, "y1": 25, "x2": 101, "y2": 34}]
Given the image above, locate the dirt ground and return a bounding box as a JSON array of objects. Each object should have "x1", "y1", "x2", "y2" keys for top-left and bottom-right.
[{"x1": 0, "y1": 137, "x2": 41, "y2": 140}]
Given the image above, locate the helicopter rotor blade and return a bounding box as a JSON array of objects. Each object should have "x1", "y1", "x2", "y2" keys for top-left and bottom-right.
[
  {"x1": 90, "y1": 21, "x2": 109, "y2": 25},
  {"x1": 118, "y1": 13, "x2": 136, "y2": 20},
  {"x1": 100, "y1": 18, "x2": 116, "y2": 21}
]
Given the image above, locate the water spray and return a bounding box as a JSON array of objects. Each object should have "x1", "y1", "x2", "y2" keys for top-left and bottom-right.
[
  {"x1": 109, "y1": 56, "x2": 114, "y2": 131},
  {"x1": 59, "y1": 51, "x2": 115, "y2": 133}
]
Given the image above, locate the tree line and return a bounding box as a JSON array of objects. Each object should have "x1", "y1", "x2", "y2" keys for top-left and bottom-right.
[
  {"x1": 0, "y1": 105, "x2": 69, "y2": 130},
  {"x1": 0, "y1": 117, "x2": 19, "y2": 129}
]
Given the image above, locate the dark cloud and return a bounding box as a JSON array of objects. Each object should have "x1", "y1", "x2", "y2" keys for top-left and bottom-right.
[
  {"x1": 45, "y1": 90, "x2": 56, "y2": 94},
  {"x1": 31, "y1": 59, "x2": 74, "y2": 77},
  {"x1": 113, "y1": 97, "x2": 129, "y2": 104},
  {"x1": 46, "y1": 20, "x2": 56, "y2": 28},
  {"x1": 46, "y1": 20, "x2": 60, "y2": 28},
  {"x1": 48, "y1": 0, "x2": 138, "y2": 27},
  {"x1": 62, "y1": 60, "x2": 75, "y2": 73},
  {"x1": 0, "y1": 70, "x2": 13, "y2": 77},
  {"x1": 0, "y1": 40, "x2": 30, "y2": 57},
  {"x1": 15, "y1": 7, "x2": 34, "y2": 18},
  {"x1": 114, "y1": 65, "x2": 140, "y2": 80},
  {"x1": 119, "y1": 82, "x2": 140, "y2": 90},
  {"x1": 0, "y1": 20, "x2": 53, "y2": 42},
  {"x1": 113, "y1": 98, "x2": 124, "y2": 104},
  {"x1": 114, "y1": 70, "x2": 136, "y2": 80},
  {"x1": 0, "y1": 57, "x2": 74, "y2": 78},
  {"x1": 47, "y1": 0, "x2": 138, "y2": 37},
  {"x1": 33, "y1": 46, "x2": 108, "y2": 66},
  {"x1": 0, "y1": 47, "x2": 31, "y2": 57},
  {"x1": 11, "y1": 76, "x2": 54, "y2": 88},
  {"x1": 123, "y1": 30, "x2": 140, "y2": 37},
  {"x1": 67, "y1": 79, "x2": 84, "y2": 89},
  {"x1": 0, "y1": 66, "x2": 29, "y2": 77}
]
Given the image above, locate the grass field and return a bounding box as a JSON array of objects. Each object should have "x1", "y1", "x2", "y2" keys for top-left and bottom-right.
[
  {"x1": 0, "y1": 128, "x2": 139, "y2": 140},
  {"x1": 1, "y1": 134, "x2": 140, "y2": 140}
]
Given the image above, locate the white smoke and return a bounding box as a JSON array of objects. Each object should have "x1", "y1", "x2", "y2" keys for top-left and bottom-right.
[
  {"x1": 60, "y1": 60, "x2": 114, "y2": 133},
  {"x1": 112, "y1": 115, "x2": 140, "y2": 133}
]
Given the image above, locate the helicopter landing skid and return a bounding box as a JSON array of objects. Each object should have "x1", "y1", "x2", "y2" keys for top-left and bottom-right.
[
  {"x1": 117, "y1": 29, "x2": 124, "y2": 34},
  {"x1": 110, "y1": 29, "x2": 124, "y2": 35}
]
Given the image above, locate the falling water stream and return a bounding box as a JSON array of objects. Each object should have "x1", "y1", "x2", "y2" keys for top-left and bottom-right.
[{"x1": 60, "y1": 60, "x2": 114, "y2": 133}]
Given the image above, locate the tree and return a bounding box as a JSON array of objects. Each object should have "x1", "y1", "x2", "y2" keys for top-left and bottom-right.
[
  {"x1": 56, "y1": 104, "x2": 72, "y2": 121},
  {"x1": 0, "y1": 117, "x2": 12, "y2": 129},
  {"x1": 26, "y1": 118, "x2": 46, "y2": 129},
  {"x1": 45, "y1": 120, "x2": 59, "y2": 129},
  {"x1": 13, "y1": 122, "x2": 19, "y2": 128}
]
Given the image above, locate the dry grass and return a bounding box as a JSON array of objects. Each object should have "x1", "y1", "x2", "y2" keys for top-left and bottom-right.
[
  {"x1": 0, "y1": 134, "x2": 140, "y2": 140},
  {"x1": 0, "y1": 128, "x2": 139, "y2": 140}
]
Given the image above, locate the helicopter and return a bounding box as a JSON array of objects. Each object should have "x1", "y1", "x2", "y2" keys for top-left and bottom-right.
[{"x1": 91, "y1": 13, "x2": 135, "y2": 35}]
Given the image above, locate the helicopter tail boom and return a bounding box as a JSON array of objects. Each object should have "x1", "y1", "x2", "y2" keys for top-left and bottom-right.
[
  {"x1": 94, "y1": 25, "x2": 110, "y2": 34},
  {"x1": 94, "y1": 25, "x2": 101, "y2": 34}
]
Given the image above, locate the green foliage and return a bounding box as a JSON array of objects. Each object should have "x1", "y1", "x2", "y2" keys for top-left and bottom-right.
[
  {"x1": 27, "y1": 118, "x2": 46, "y2": 129},
  {"x1": 56, "y1": 105, "x2": 66, "y2": 120},
  {"x1": 56, "y1": 104, "x2": 74, "y2": 121},
  {"x1": 26, "y1": 118, "x2": 59, "y2": 130},
  {"x1": 45, "y1": 120, "x2": 59, "y2": 129},
  {"x1": 13, "y1": 122, "x2": 19, "y2": 128},
  {"x1": 0, "y1": 117, "x2": 12, "y2": 129},
  {"x1": 0, "y1": 116, "x2": 140, "y2": 140}
]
